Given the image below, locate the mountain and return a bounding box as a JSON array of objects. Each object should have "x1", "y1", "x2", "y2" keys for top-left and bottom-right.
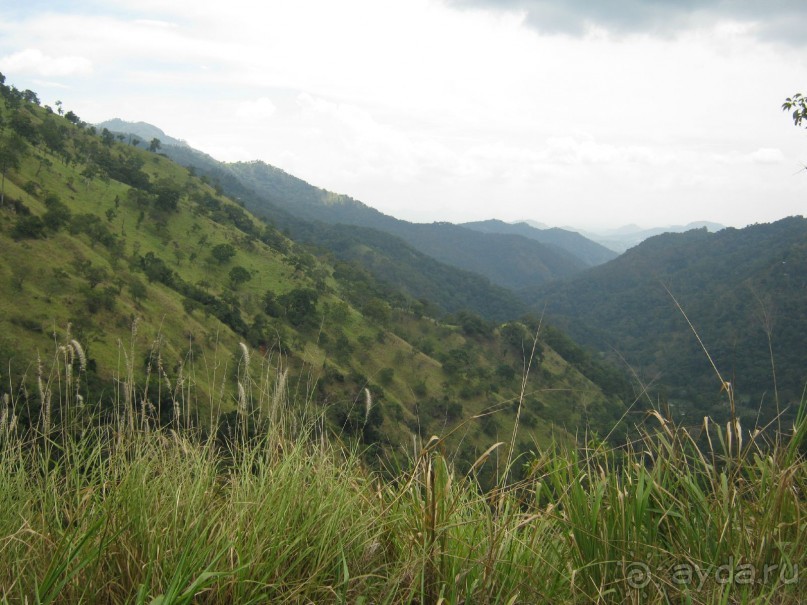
[
  {"x1": 571, "y1": 221, "x2": 726, "y2": 253},
  {"x1": 97, "y1": 118, "x2": 189, "y2": 148},
  {"x1": 98, "y1": 121, "x2": 594, "y2": 291},
  {"x1": 518, "y1": 219, "x2": 550, "y2": 230},
  {"x1": 525, "y1": 218, "x2": 807, "y2": 425},
  {"x1": 461, "y1": 219, "x2": 618, "y2": 267},
  {"x1": 1, "y1": 82, "x2": 632, "y2": 469},
  {"x1": 96, "y1": 124, "x2": 529, "y2": 319},
  {"x1": 224, "y1": 160, "x2": 589, "y2": 290}
]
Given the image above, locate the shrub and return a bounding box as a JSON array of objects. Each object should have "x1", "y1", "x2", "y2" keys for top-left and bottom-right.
[{"x1": 11, "y1": 215, "x2": 46, "y2": 239}]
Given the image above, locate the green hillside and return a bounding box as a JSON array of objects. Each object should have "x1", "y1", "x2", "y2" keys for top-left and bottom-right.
[
  {"x1": 226, "y1": 159, "x2": 588, "y2": 290},
  {"x1": 107, "y1": 133, "x2": 528, "y2": 320},
  {"x1": 527, "y1": 220, "x2": 807, "y2": 426},
  {"x1": 96, "y1": 124, "x2": 596, "y2": 292},
  {"x1": 0, "y1": 78, "x2": 631, "y2": 474}
]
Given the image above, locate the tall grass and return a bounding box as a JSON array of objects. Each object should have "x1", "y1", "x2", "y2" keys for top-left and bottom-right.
[{"x1": 0, "y1": 333, "x2": 804, "y2": 603}]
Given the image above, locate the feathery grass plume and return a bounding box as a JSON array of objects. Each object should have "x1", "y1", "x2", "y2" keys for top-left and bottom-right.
[
  {"x1": 37, "y1": 353, "x2": 51, "y2": 435},
  {"x1": 60, "y1": 344, "x2": 73, "y2": 387},
  {"x1": 239, "y1": 341, "x2": 250, "y2": 369},
  {"x1": 157, "y1": 352, "x2": 171, "y2": 392},
  {"x1": 271, "y1": 368, "x2": 288, "y2": 417},
  {"x1": 237, "y1": 382, "x2": 247, "y2": 416},
  {"x1": 364, "y1": 388, "x2": 373, "y2": 425},
  {"x1": 70, "y1": 339, "x2": 86, "y2": 372},
  {"x1": 0, "y1": 394, "x2": 8, "y2": 437}
]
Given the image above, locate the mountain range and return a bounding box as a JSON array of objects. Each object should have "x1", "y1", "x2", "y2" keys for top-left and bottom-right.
[
  {"x1": 0, "y1": 84, "x2": 634, "y2": 478},
  {"x1": 98, "y1": 121, "x2": 615, "y2": 293},
  {"x1": 98, "y1": 118, "x2": 806, "y2": 429},
  {"x1": 571, "y1": 221, "x2": 727, "y2": 253}
]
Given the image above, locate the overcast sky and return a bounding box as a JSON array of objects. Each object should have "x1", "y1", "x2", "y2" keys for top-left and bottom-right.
[{"x1": 1, "y1": 0, "x2": 806, "y2": 230}]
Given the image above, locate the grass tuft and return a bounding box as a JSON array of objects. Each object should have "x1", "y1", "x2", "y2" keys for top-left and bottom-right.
[{"x1": 0, "y1": 335, "x2": 804, "y2": 604}]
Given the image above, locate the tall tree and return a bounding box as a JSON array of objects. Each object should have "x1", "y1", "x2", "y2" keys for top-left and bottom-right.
[
  {"x1": 0, "y1": 132, "x2": 23, "y2": 206},
  {"x1": 22, "y1": 90, "x2": 39, "y2": 105}
]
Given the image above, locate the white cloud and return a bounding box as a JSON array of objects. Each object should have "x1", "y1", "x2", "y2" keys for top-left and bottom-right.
[
  {"x1": 1, "y1": 48, "x2": 93, "y2": 77},
  {"x1": 749, "y1": 148, "x2": 785, "y2": 164},
  {"x1": 0, "y1": 0, "x2": 803, "y2": 229},
  {"x1": 235, "y1": 97, "x2": 277, "y2": 120},
  {"x1": 712, "y1": 148, "x2": 786, "y2": 165}
]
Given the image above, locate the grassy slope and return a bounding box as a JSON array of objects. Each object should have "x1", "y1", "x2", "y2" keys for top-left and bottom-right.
[
  {"x1": 139, "y1": 140, "x2": 528, "y2": 320},
  {"x1": 0, "y1": 383, "x2": 803, "y2": 604},
  {"x1": 0, "y1": 92, "x2": 629, "y2": 467}
]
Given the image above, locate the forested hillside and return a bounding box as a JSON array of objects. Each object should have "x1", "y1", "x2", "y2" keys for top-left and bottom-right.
[
  {"x1": 0, "y1": 77, "x2": 632, "y2": 476},
  {"x1": 102, "y1": 132, "x2": 528, "y2": 320},
  {"x1": 461, "y1": 218, "x2": 617, "y2": 266},
  {"x1": 97, "y1": 123, "x2": 605, "y2": 292},
  {"x1": 527, "y1": 219, "x2": 807, "y2": 425},
  {"x1": 225, "y1": 159, "x2": 591, "y2": 290}
]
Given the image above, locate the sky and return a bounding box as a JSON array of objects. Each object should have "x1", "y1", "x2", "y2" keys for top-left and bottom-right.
[{"x1": 1, "y1": 0, "x2": 806, "y2": 230}]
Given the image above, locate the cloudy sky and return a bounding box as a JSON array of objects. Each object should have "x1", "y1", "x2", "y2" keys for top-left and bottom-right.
[{"x1": 1, "y1": 0, "x2": 806, "y2": 230}]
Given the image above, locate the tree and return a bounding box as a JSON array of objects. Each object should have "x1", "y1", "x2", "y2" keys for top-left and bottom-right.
[
  {"x1": 228, "y1": 265, "x2": 252, "y2": 288},
  {"x1": 263, "y1": 291, "x2": 283, "y2": 317},
  {"x1": 279, "y1": 288, "x2": 319, "y2": 326},
  {"x1": 11, "y1": 215, "x2": 46, "y2": 240},
  {"x1": 43, "y1": 194, "x2": 72, "y2": 231},
  {"x1": 455, "y1": 310, "x2": 491, "y2": 338},
  {"x1": 783, "y1": 93, "x2": 807, "y2": 128},
  {"x1": 101, "y1": 128, "x2": 115, "y2": 146},
  {"x1": 363, "y1": 297, "x2": 390, "y2": 324},
  {"x1": 10, "y1": 112, "x2": 38, "y2": 142},
  {"x1": 40, "y1": 118, "x2": 67, "y2": 153},
  {"x1": 0, "y1": 132, "x2": 23, "y2": 205},
  {"x1": 148, "y1": 138, "x2": 162, "y2": 152},
  {"x1": 22, "y1": 90, "x2": 39, "y2": 105},
  {"x1": 128, "y1": 276, "x2": 148, "y2": 304},
  {"x1": 153, "y1": 177, "x2": 181, "y2": 212},
  {"x1": 210, "y1": 243, "x2": 236, "y2": 264},
  {"x1": 64, "y1": 110, "x2": 80, "y2": 125}
]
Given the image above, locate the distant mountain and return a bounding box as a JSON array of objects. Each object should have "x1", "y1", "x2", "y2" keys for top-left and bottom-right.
[
  {"x1": 97, "y1": 118, "x2": 189, "y2": 148},
  {"x1": 98, "y1": 121, "x2": 526, "y2": 319},
  {"x1": 525, "y1": 217, "x2": 807, "y2": 424},
  {"x1": 518, "y1": 219, "x2": 550, "y2": 230},
  {"x1": 571, "y1": 221, "x2": 726, "y2": 253},
  {"x1": 462, "y1": 219, "x2": 618, "y2": 267},
  {"x1": 100, "y1": 120, "x2": 592, "y2": 293},
  {"x1": 225, "y1": 160, "x2": 589, "y2": 290}
]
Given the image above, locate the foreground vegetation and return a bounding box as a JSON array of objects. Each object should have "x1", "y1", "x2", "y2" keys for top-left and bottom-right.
[{"x1": 0, "y1": 336, "x2": 804, "y2": 604}]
